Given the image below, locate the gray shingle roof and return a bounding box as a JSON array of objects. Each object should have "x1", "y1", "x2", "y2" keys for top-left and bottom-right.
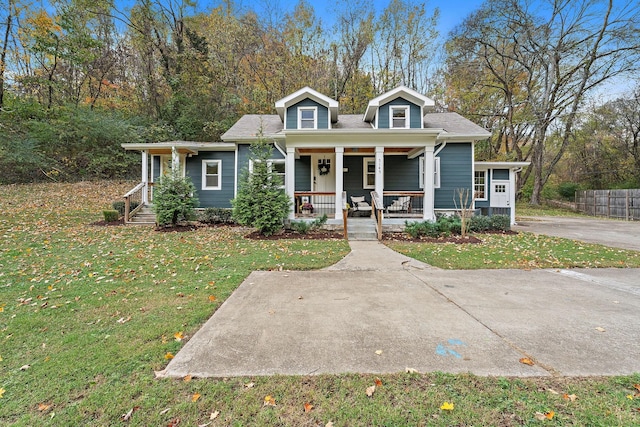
[{"x1": 221, "y1": 112, "x2": 490, "y2": 141}]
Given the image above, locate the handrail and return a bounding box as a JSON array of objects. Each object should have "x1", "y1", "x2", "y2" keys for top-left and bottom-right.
[
  {"x1": 370, "y1": 191, "x2": 384, "y2": 240},
  {"x1": 123, "y1": 182, "x2": 146, "y2": 198}
]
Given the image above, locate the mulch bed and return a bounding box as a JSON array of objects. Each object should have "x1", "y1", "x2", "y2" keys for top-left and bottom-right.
[
  {"x1": 382, "y1": 232, "x2": 483, "y2": 244},
  {"x1": 245, "y1": 230, "x2": 345, "y2": 240}
]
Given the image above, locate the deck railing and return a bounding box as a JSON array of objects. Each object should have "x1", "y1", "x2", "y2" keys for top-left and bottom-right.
[
  {"x1": 294, "y1": 192, "x2": 336, "y2": 218},
  {"x1": 382, "y1": 191, "x2": 424, "y2": 218},
  {"x1": 370, "y1": 191, "x2": 384, "y2": 240},
  {"x1": 123, "y1": 182, "x2": 146, "y2": 223}
]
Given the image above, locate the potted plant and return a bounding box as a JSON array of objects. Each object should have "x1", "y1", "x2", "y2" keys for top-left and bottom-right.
[{"x1": 301, "y1": 202, "x2": 314, "y2": 214}]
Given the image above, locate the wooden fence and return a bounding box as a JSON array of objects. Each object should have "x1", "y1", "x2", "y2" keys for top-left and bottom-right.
[{"x1": 575, "y1": 189, "x2": 640, "y2": 221}]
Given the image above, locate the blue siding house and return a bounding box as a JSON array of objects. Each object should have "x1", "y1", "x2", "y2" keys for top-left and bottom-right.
[{"x1": 122, "y1": 86, "x2": 528, "y2": 226}]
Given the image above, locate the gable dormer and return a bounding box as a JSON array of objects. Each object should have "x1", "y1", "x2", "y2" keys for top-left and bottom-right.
[
  {"x1": 363, "y1": 86, "x2": 436, "y2": 129},
  {"x1": 275, "y1": 87, "x2": 339, "y2": 130}
]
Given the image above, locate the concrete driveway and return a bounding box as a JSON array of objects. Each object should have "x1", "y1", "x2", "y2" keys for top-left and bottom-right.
[
  {"x1": 514, "y1": 216, "x2": 640, "y2": 251},
  {"x1": 160, "y1": 242, "x2": 640, "y2": 378}
]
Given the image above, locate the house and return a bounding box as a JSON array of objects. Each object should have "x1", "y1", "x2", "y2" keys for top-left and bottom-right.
[{"x1": 121, "y1": 86, "x2": 528, "y2": 228}]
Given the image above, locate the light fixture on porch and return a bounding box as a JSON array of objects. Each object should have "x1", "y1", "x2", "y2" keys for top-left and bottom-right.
[{"x1": 318, "y1": 158, "x2": 331, "y2": 175}]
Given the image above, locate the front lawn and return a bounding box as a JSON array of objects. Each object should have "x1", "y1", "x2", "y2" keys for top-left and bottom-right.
[{"x1": 1, "y1": 182, "x2": 639, "y2": 426}]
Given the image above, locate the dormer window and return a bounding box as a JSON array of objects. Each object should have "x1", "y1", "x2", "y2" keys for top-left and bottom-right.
[
  {"x1": 298, "y1": 107, "x2": 317, "y2": 129},
  {"x1": 391, "y1": 106, "x2": 409, "y2": 128}
]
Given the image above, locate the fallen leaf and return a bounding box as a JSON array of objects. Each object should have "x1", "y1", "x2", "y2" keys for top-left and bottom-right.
[
  {"x1": 192, "y1": 393, "x2": 201, "y2": 402},
  {"x1": 165, "y1": 352, "x2": 174, "y2": 360},
  {"x1": 0, "y1": 388, "x2": 5, "y2": 398},
  {"x1": 519, "y1": 357, "x2": 535, "y2": 366},
  {"x1": 375, "y1": 378, "x2": 383, "y2": 387},
  {"x1": 159, "y1": 408, "x2": 171, "y2": 415},
  {"x1": 167, "y1": 419, "x2": 180, "y2": 427},
  {"x1": 405, "y1": 367, "x2": 418, "y2": 374},
  {"x1": 440, "y1": 401, "x2": 454, "y2": 411},
  {"x1": 375, "y1": 350, "x2": 383, "y2": 355},
  {"x1": 547, "y1": 388, "x2": 560, "y2": 395},
  {"x1": 209, "y1": 411, "x2": 220, "y2": 420},
  {"x1": 634, "y1": 384, "x2": 640, "y2": 393},
  {"x1": 38, "y1": 403, "x2": 51, "y2": 411},
  {"x1": 208, "y1": 295, "x2": 216, "y2": 302},
  {"x1": 122, "y1": 408, "x2": 134, "y2": 421},
  {"x1": 595, "y1": 327, "x2": 606, "y2": 332},
  {"x1": 535, "y1": 411, "x2": 554, "y2": 420},
  {"x1": 627, "y1": 394, "x2": 634, "y2": 400},
  {"x1": 263, "y1": 395, "x2": 276, "y2": 406},
  {"x1": 19, "y1": 364, "x2": 30, "y2": 371},
  {"x1": 365, "y1": 385, "x2": 376, "y2": 397},
  {"x1": 563, "y1": 393, "x2": 577, "y2": 402},
  {"x1": 304, "y1": 402, "x2": 313, "y2": 413},
  {"x1": 325, "y1": 422, "x2": 334, "y2": 427},
  {"x1": 244, "y1": 382, "x2": 255, "y2": 389},
  {"x1": 174, "y1": 332, "x2": 184, "y2": 341},
  {"x1": 183, "y1": 375, "x2": 192, "y2": 382}
]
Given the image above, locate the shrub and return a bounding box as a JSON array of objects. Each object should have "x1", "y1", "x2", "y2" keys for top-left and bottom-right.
[
  {"x1": 489, "y1": 215, "x2": 511, "y2": 231},
  {"x1": 404, "y1": 220, "x2": 439, "y2": 238},
  {"x1": 557, "y1": 182, "x2": 580, "y2": 201},
  {"x1": 436, "y1": 215, "x2": 461, "y2": 236},
  {"x1": 199, "y1": 208, "x2": 234, "y2": 224},
  {"x1": 153, "y1": 170, "x2": 199, "y2": 226},
  {"x1": 290, "y1": 214, "x2": 328, "y2": 234},
  {"x1": 468, "y1": 215, "x2": 492, "y2": 232},
  {"x1": 232, "y1": 136, "x2": 291, "y2": 236},
  {"x1": 102, "y1": 210, "x2": 120, "y2": 222},
  {"x1": 112, "y1": 200, "x2": 139, "y2": 217}
]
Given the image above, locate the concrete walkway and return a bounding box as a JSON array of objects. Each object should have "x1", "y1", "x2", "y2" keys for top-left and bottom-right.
[{"x1": 160, "y1": 240, "x2": 640, "y2": 378}]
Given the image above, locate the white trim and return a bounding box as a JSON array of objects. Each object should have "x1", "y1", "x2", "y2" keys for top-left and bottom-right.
[
  {"x1": 390, "y1": 105, "x2": 410, "y2": 129},
  {"x1": 275, "y1": 86, "x2": 339, "y2": 122},
  {"x1": 375, "y1": 147, "x2": 384, "y2": 198},
  {"x1": 423, "y1": 146, "x2": 435, "y2": 220},
  {"x1": 234, "y1": 145, "x2": 238, "y2": 198},
  {"x1": 297, "y1": 106, "x2": 318, "y2": 130},
  {"x1": 419, "y1": 156, "x2": 440, "y2": 189},
  {"x1": 364, "y1": 85, "x2": 436, "y2": 122},
  {"x1": 363, "y1": 157, "x2": 376, "y2": 189},
  {"x1": 202, "y1": 159, "x2": 222, "y2": 190},
  {"x1": 286, "y1": 147, "x2": 296, "y2": 219},
  {"x1": 334, "y1": 147, "x2": 344, "y2": 220},
  {"x1": 474, "y1": 170, "x2": 488, "y2": 201}
]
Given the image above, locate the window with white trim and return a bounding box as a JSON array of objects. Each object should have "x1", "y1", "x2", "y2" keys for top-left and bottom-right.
[
  {"x1": 390, "y1": 106, "x2": 409, "y2": 128},
  {"x1": 419, "y1": 156, "x2": 440, "y2": 189},
  {"x1": 249, "y1": 159, "x2": 285, "y2": 189},
  {"x1": 298, "y1": 107, "x2": 317, "y2": 129},
  {"x1": 363, "y1": 157, "x2": 375, "y2": 189},
  {"x1": 474, "y1": 170, "x2": 487, "y2": 200},
  {"x1": 202, "y1": 160, "x2": 222, "y2": 190}
]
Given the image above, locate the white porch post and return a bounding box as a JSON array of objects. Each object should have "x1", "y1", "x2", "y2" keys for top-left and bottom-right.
[
  {"x1": 423, "y1": 146, "x2": 435, "y2": 220},
  {"x1": 375, "y1": 146, "x2": 384, "y2": 203},
  {"x1": 286, "y1": 147, "x2": 296, "y2": 219},
  {"x1": 334, "y1": 147, "x2": 344, "y2": 219},
  {"x1": 509, "y1": 169, "x2": 517, "y2": 225},
  {"x1": 171, "y1": 146, "x2": 179, "y2": 172},
  {"x1": 141, "y1": 150, "x2": 149, "y2": 204}
]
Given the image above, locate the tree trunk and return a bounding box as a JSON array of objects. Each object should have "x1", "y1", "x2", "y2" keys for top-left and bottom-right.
[{"x1": 0, "y1": 1, "x2": 13, "y2": 109}]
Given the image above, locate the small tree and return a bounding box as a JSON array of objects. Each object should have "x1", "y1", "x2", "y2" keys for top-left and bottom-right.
[
  {"x1": 232, "y1": 136, "x2": 291, "y2": 236},
  {"x1": 453, "y1": 188, "x2": 476, "y2": 237},
  {"x1": 153, "y1": 169, "x2": 199, "y2": 227}
]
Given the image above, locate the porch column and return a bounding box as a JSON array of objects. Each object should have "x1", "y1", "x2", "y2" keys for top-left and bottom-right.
[
  {"x1": 509, "y1": 169, "x2": 517, "y2": 225},
  {"x1": 334, "y1": 147, "x2": 344, "y2": 219},
  {"x1": 171, "y1": 146, "x2": 179, "y2": 172},
  {"x1": 423, "y1": 146, "x2": 435, "y2": 220},
  {"x1": 375, "y1": 146, "x2": 384, "y2": 204},
  {"x1": 141, "y1": 150, "x2": 149, "y2": 204},
  {"x1": 286, "y1": 147, "x2": 296, "y2": 219}
]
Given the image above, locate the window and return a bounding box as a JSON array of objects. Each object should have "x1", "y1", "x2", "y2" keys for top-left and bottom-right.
[
  {"x1": 474, "y1": 171, "x2": 487, "y2": 200},
  {"x1": 298, "y1": 107, "x2": 317, "y2": 129},
  {"x1": 419, "y1": 157, "x2": 440, "y2": 189},
  {"x1": 494, "y1": 184, "x2": 506, "y2": 193},
  {"x1": 202, "y1": 160, "x2": 222, "y2": 190},
  {"x1": 390, "y1": 106, "x2": 409, "y2": 128},
  {"x1": 363, "y1": 158, "x2": 376, "y2": 189},
  {"x1": 249, "y1": 159, "x2": 285, "y2": 189}
]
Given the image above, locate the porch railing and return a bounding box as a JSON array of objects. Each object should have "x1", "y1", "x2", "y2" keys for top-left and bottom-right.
[
  {"x1": 370, "y1": 191, "x2": 384, "y2": 240},
  {"x1": 294, "y1": 192, "x2": 336, "y2": 218},
  {"x1": 123, "y1": 182, "x2": 146, "y2": 223},
  {"x1": 382, "y1": 191, "x2": 424, "y2": 218}
]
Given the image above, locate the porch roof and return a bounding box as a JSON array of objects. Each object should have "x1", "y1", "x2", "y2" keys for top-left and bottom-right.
[
  {"x1": 121, "y1": 141, "x2": 236, "y2": 154},
  {"x1": 475, "y1": 161, "x2": 531, "y2": 170}
]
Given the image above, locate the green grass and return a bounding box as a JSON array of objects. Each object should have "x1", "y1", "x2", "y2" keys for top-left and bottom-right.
[
  {"x1": 386, "y1": 233, "x2": 640, "y2": 269},
  {"x1": 1, "y1": 182, "x2": 639, "y2": 426},
  {"x1": 516, "y1": 200, "x2": 585, "y2": 218}
]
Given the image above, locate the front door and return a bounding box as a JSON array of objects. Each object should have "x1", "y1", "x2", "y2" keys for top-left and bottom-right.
[
  {"x1": 311, "y1": 154, "x2": 336, "y2": 214},
  {"x1": 490, "y1": 180, "x2": 510, "y2": 208}
]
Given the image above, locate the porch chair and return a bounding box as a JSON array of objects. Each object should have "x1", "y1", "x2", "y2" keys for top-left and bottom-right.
[
  {"x1": 350, "y1": 196, "x2": 372, "y2": 216},
  {"x1": 386, "y1": 196, "x2": 411, "y2": 214}
]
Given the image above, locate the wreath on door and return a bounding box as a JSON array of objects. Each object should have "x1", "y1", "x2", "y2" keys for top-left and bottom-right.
[{"x1": 318, "y1": 159, "x2": 331, "y2": 175}]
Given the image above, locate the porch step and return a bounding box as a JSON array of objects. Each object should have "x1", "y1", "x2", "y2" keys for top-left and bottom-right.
[
  {"x1": 127, "y1": 204, "x2": 156, "y2": 225},
  {"x1": 347, "y1": 218, "x2": 378, "y2": 241}
]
